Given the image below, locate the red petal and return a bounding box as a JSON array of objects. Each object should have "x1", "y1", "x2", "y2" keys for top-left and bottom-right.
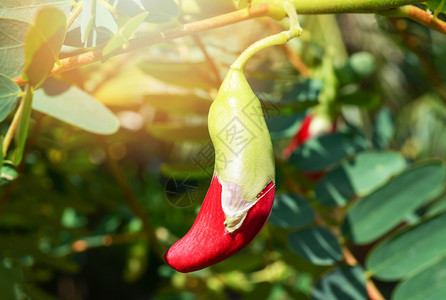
[
  {"x1": 164, "y1": 175, "x2": 275, "y2": 273},
  {"x1": 283, "y1": 114, "x2": 313, "y2": 159}
]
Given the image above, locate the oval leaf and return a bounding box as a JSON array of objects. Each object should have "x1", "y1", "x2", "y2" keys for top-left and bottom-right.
[
  {"x1": 280, "y1": 79, "x2": 322, "y2": 109},
  {"x1": 392, "y1": 256, "x2": 446, "y2": 300},
  {"x1": 289, "y1": 130, "x2": 369, "y2": 172},
  {"x1": 427, "y1": 0, "x2": 446, "y2": 14},
  {"x1": 288, "y1": 227, "x2": 343, "y2": 265},
  {"x1": 336, "y1": 52, "x2": 376, "y2": 86},
  {"x1": 0, "y1": 162, "x2": 18, "y2": 185},
  {"x1": 0, "y1": 73, "x2": 21, "y2": 122},
  {"x1": 315, "y1": 151, "x2": 406, "y2": 206},
  {"x1": 0, "y1": 18, "x2": 29, "y2": 78},
  {"x1": 342, "y1": 161, "x2": 446, "y2": 245},
  {"x1": 80, "y1": 0, "x2": 117, "y2": 46},
  {"x1": 366, "y1": 211, "x2": 446, "y2": 281},
  {"x1": 141, "y1": 0, "x2": 179, "y2": 23},
  {"x1": 0, "y1": 0, "x2": 72, "y2": 22},
  {"x1": 338, "y1": 90, "x2": 380, "y2": 109},
  {"x1": 22, "y1": 7, "x2": 67, "y2": 87},
  {"x1": 33, "y1": 78, "x2": 120, "y2": 134},
  {"x1": 103, "y1": 12, "x2": 149, "y2": 57},
  {"x1": 311, "y1": 266, "x2": 368, "y2": 300},
  {"x1": 269, "y1": 193, "x2": 315, "y2": 229},
  {"x1": 426, "y1": 196, "x2": 446, "y2": 217},
  {"x1": 266, "y1": 112, "x2": 305, "y2": 140}
]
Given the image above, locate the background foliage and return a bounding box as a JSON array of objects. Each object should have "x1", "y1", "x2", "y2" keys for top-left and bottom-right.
[{"x1": 1, "y1": 0, "x2": 446, "y2": 299}]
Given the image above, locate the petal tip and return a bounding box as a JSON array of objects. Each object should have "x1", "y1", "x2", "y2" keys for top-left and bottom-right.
[{"x1": 164, "y1": 177, "x2": 275, "y2": 273}]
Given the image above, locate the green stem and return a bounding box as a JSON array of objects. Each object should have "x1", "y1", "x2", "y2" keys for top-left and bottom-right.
[
  {"x1": 67, "y1": 1, "x2": 83, "y2": 31},
  {"x1": 12, "y1": 1, "x2": 434, "y2": 86},
  {"x1": 13, "y1": 85, "x2": 34, "y2": 165},
  {"x1": 379, "y1": 5, "x2": 446, "y2": 34},
  {"x1": 433, "y1": 0, "x2": 445, "y2": 18},
  {"x1": 2, "y1": 93, "x2": 26, "y2": 157},
  {"x1": 102, "y1": 139, "x2": 164, "y2": 259},
  {"x1": 231, "y1": 1, "x2": 302, "y2": 71},
  {"x1": 286, "y1": 0, "x2": 424, "y2": 14}
]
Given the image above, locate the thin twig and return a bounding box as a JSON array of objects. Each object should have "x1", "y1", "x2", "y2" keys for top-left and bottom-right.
[
  {"x1": 13, "y1": 3, "x2": 271, "y2": 86},
  {"x1": 389, "y1": 18, "x2": 446, "y2": 102},
  {"x1": 379, "y1": 5, "x2": 446, "y2": 34},
  {"x1": 102, "y1": 138, "x2": 164, "y2": 259},
  {"x1": 67, "y1": 1, "x2": 83, "y2": 31},
  {"x1": 71, "y1": 232, "x2": 147, "y2": 253},
  {"x1": 342, "y1": 246, "x2": 385, "y2": 300},
  {"x1": 12, "y1": 2, "x2": 437, "y2": 86},
  {"x1": 192, "y1": 35, "x2": 222, "y2": 85},
  {"x1": 2, "y1": 89, "x2": 27, "y2": 157}
]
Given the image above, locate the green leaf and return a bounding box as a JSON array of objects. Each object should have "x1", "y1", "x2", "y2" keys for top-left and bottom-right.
[
  {"x1": 372, "y1": 107, "x2": 395, "y2": 149},
  {"x1": 81, "y1": 0, "x2": 118, "y2": 46},
  {"x1": 288, "y1": 227, "x2": 343, "y2": 266},
  {"x1": 342, "y1": 161, "x2": 446, "y2": 245},
  {"x1": 427, "y1": 0, "x2": 446, "y2": 14},
  {"x1": 315, "y1": 151, "x2": 407, "y2": 206},
  {"x1": 0, "y1": 162, "x2": 18, "y2": 185},
  {"x1": 336, "y1": 52, "x2": 376, "y2": 86},
  {"x1": 392, "y1": 256, "x2": 446, "y2": 300},
  {"x1": 0, "y1": 0, "x2": 72, "y2": 22},
  {"x1": 280, "y1": 79, "x2": 322, "y2": 108},
  {"x1": 139, "y1": 61, "x2": 219, "y2": 90},
  {"x1": 13, "y1": 86, "x2": 33, "y2": 165},
  {"x1": 33, "y1": 78, "x2": 120, "y2": 135},
  {"x1": 337, "y1": 90, "x2": 380, "y2": 109},
  {"x1": 0, "y1": 18, "x2": 29, "y2": 78},
  {"x1": 289, "y1": 129, "x2": 369, "y2": 172},
  {"x1": 148, "y1": 123, "x2": 210, "y2": 142},
  {"x1": 114, "y1": 0, "x2": 145, "y2": 17},
  {"x1": 103, "y1": 12, "x2": 149, "y2": 57},
  {"x1": 141, "y1": 0, "x2": 179, "y2": 23},
  {"x1": 22, "y1": 7, "x2": 66, "y2": 87},
  {"x1": 366, "y1": 212, "x2": 446, "y2": 281},
  {"x1": 311, "y1": 266, "x2": 368, "y2": 300},
  {"x1": 426, "y1": 196, "x2": 446, "y2": 217},
  {"x1": 266, "y1": 112, "x2": 305, "y2": 140},
  {"x1": 144, "y1": 93, "x2": 212, "y2": 115},
  {"x1": 0, "y1": 74, "x2": 21, "y2": 122},
  {"x1": 80, "y1": 0, "x2": 95, "y2": 44},
  {"x1": 269, "y1": 193, "x2": 315, "y2": 229}
]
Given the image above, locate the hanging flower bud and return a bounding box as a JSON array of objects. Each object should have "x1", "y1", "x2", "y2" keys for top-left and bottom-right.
[
  {"x1": 164, "y1": 68, "x2": 276, "y2": 273},
  {"x1": 164, "y1": 1, "x2": 302, "y2": 273}
]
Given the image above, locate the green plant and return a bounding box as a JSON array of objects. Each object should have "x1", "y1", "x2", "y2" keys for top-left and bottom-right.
[{"x1": 0, "y1": 0, "x2": 445, "y2": 299}]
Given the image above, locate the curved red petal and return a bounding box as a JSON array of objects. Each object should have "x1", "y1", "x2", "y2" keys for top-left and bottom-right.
[{"x1": 164, "y1": 175, "x2": 275, "y2": 273}]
